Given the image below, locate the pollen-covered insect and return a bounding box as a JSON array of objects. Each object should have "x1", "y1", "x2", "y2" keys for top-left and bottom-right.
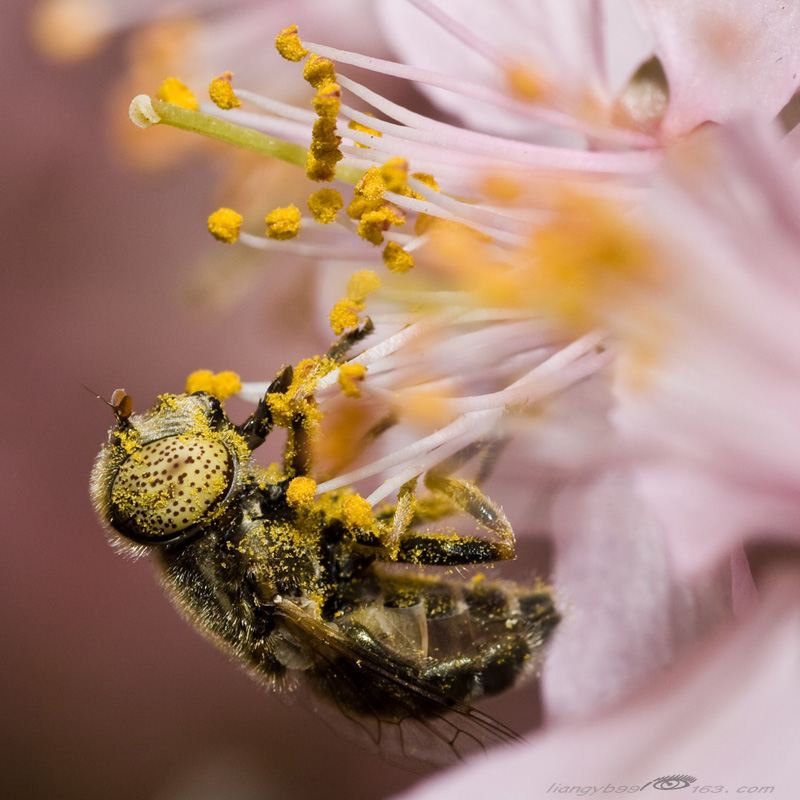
[{"x1": 90, "y1": 323, "x2": 559, "y2": 768}]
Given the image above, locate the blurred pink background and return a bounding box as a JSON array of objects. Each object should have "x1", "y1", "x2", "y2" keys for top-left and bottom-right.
[{"x1": 1, "y1": 3, "x2": 548, "y2": 798}]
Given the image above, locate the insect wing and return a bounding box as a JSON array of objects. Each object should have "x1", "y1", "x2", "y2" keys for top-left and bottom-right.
[{"x1": 274, "y1": 599, "x2": 523, "y2": 772}]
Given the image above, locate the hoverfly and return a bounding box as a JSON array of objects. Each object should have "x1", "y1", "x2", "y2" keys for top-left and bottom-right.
[{"x1": 90, "y1": 322, "x2": 559, "y2": 769}]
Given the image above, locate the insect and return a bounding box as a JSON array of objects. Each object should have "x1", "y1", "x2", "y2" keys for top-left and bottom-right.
[{"x1": 90, "y1": 323, "x2": 559, "y2": 768}]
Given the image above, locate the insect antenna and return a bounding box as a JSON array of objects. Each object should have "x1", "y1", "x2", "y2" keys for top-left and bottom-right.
[{"x1": 83, "y1": 385, "x2": 134, "y2": 425}]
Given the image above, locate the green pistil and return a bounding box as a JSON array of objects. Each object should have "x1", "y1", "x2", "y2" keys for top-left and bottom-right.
[{"x1": 149, "y1": 98, "x2": 363, "y2": 184}]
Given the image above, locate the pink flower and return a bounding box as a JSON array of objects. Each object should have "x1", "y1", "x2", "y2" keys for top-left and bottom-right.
[{"x1": 60, "y1": 0, "x2": 800, "y2": 794}]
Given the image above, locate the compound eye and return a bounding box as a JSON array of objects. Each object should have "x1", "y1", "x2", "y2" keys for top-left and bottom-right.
[{"x1": 110, "y1": 435, "x2": 234, "y2": 543}]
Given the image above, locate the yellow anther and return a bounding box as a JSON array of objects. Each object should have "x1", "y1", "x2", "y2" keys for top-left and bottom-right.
[
  {"x1": 275, "y1": 25, "x2": 309, "y2": 62},
  {"x1": 380, "y1": 158, "x2": 409, "y2": 194},
  {"x1": 346, "y1": 270, "x2": 381, "y2": 304},
  {"x1": 208, "y1": 72, "x2": 241, "y2": 110},
  {"x1": 212, "y1": 371, "x2": 242, "y2": 399},
  {"x1": 348, "y1": 117, "x2": 381, "y2": 148},
  {"x1": 307, "y1": 188, "x2": 344, "y2": 224},
  {"x1": 528, "y1": 193, "x2": 659, "y2": 332},
  {"x1": 185, "y1": 369, "x2": 215, "y2": 394},
  {"x1": 338, "y1": 363, "x2": 367, "y2": 398},
  {"x1": 303, "y1": 54, "x2": 337, "y2": 88},
  {"x1": 265, "y1": 205, "x2": 301, "y2": 240},
  {"x1": 342, "y1": 494, "x2": 375, "y2": 530},
  {"x1": 506, "y1": 62, "x2": 547, "y2": 102},
  {"x1": 411, "y1": 172, "x2": 440, "y2": 193},
  {"x1": 357, "y1": 206, "x2": 406, "y2": 246},
  {"x1": 310, "y1": 117, "x2": 341, "y2": 157},
  {"x1": 286, "y1": 476, "x2": 318, "y2": 507},
  {"x1": 354, "y1": 166, "x2": 387, "y2": 201},
  {"x1": 346, "y1": 194, "x2": 381, "y2": 220},
  {"x1": 329, "y1": 298, "x2": 364, "y2": 335},
  {"x1": 312, "y1": 81, "x2": 341, "y2": 117},
  {"x1": 185, "y1": 370, "x2": 242, "y2": 399},
  {"x1": 306, "y1": 154, "x2": 336, "y2": 182},
  {"x1": 480, "y1": 174, "x2": 522, "y2": 203},
  {"x1": 157, "y1": 76, "x2": 198, "y2": 110},
  {"x1": 382, "y1": 241, "x2": 415, "y2": 273},
  {"x1": 207, "y1": 207, "x2": 243, "y2": 243}
]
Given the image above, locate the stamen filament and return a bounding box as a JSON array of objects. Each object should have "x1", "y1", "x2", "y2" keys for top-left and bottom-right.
[
  {"x1": 238, "y1": 231, "x2": 373, "y2": 259},
  {"x1": 303, "y1": 41, "x2": 655, "y2": 148},
  {"x1": 340, "y1": 103, "x2": 658, "y2": 175}
]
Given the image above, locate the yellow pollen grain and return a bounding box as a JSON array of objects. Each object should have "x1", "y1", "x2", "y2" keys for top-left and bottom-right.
[
  {"x1": 157, "y1": 76, "x2": 198, "y2": 110},
  {"x1": 265, "y1": 205, "x2": 301, "y2": 240},
  {"x1": 207, "y1": 207, "x2": 243, "y2": 243},
  {"x1": 286, "y1": 476, "x2": 317, "y2": 507},
  {"x1": 338, "y1": 363, "x2": 367, "y2": 398},
  {"x1": 382, "y1": 241, "x2": 414, "y2": 273},
  {"x1": 346, "y1": 270, "x2": 381, "y2": 304},
  {"x1": 342, "y1": 494, "x2": 375, "y2": 530},
  {"x1": 505, "y1": 62, "x2": 547, "y2": 102},
  {"x1": 275, "y1": 25, "x2": 309, "y2": 62},
  {"x1": 312, "y1": 81, "x2": 341, "y2": 117},
  {"x1": 348, "y1": 117, "x2": 381, "y2": 148},
  {"x1": 329, "y1": 298, "x2": 364, "y2": 335},
  {"x1": 308, "y1": 188, "x2": 344, "y2": 224},
  {"x1": 303, "y1": 54, "x2": 337, "y2": 88},
  {"x1": 209, "y1": 72, "x2": 241, "y2": 110}
]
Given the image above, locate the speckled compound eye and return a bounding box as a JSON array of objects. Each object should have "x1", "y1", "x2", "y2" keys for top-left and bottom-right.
[{"x1": 110, "y1": 435, "x2": 234, "y2": 543}]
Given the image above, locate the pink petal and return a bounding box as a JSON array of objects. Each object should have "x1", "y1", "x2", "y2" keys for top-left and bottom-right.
[
  {"x1": 543, "y1": 469, "x2": 732, "y2": 721},
  {"x1": 633, "y1": 0, "x2": 800, "y2": 138}
]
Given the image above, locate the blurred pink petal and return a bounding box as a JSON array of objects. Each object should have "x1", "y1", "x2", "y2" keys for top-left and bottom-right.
[
  {"x1": 543, "y1": 469, "x2": 732, "y2": 721},
  {"x1": 612, "y1": 121, "x2": 800, "y2": 575}
]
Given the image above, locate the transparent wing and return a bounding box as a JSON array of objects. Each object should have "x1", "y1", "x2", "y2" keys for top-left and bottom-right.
[{"x1": 274, "y1": 598, "x2": 524, "y2": 773}]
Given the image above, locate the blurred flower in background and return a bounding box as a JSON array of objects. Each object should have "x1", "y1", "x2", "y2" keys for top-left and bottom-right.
[{"x1": 25, "y1": 0, "x2": 800, "y2": 798}]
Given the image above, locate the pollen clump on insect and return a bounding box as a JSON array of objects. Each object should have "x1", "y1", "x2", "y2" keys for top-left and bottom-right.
[{"x1": 341, "y1": 493, "x2": 376, "y2": 531}]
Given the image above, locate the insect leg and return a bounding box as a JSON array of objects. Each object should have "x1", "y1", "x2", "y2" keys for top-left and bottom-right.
[
  {"x1": 373, "y1": 479, "x2": 515, "y2": 566},
  {"x1": 235, "y1": 365, "x2": 294, "y2": 449},
  {"x1": 326, "y1": 317, "x2": 375, "y2": 363},
  {"x1": 422, "y1": 474, "x2": 515, "y2": 560}
]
